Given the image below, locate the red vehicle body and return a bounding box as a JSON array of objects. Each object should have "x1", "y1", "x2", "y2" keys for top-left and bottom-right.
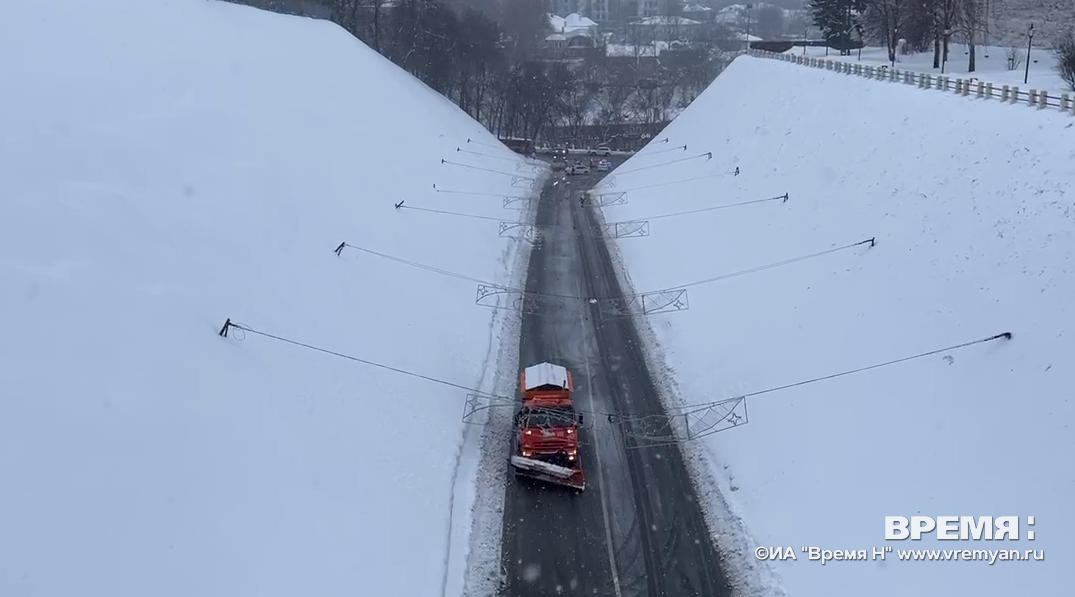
[{"x1": 509, "y1": 362, "x2": 585, "y2": 491}]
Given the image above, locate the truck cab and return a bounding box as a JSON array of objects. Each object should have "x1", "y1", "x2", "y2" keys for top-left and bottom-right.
[{"x1": 510, "y1": 362, "x2": 586, "y2": 491}]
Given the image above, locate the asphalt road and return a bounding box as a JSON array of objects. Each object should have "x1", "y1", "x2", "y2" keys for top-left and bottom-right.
[{"x1": 498, "y1": 158, "x2": 733, "y2": 597}]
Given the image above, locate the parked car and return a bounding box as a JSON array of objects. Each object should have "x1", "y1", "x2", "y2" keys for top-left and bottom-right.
[
  {"x1": 571, "y1": 164, "x2": 591, "y2": 175},
  {"x1": 590, "y1": 146, "x2": 611, "y2": 157}
]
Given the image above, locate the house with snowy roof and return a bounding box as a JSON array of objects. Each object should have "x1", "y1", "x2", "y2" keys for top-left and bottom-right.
[
  {"x1": 545, "y1": 13, "x2": 599, "y2": 49},
  {"x1": 627, "y1": 15, "x2": 702, "y2": 43}
]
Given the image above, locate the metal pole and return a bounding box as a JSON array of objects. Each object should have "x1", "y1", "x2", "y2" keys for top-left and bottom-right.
[
  {"x1": 941, "y1": 29, "x2": 949, "y2": 73},
  {"x1": 745, "y1": 3, "x2": 752, "y2": 52},
  {"x1": 1024, "y1": 24, "x2": 1034, "y2": 85},
  {"x1": 891, "y1": 28, "x2": 898, "y2": 67}
]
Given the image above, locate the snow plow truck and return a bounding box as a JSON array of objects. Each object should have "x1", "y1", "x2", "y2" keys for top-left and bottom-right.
[{"x1": 509, "y1": 362, "x2": 586, "y2": 492}]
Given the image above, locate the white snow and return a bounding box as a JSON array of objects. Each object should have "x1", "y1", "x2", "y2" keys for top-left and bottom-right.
[
  {"x1": 523, "y1": 362, "x2": 569, "y2": 390},
  {"x1": 0, "y1": 0, "x2": 533, "y2": 596},
  {"x1": 548, "y1": 12, "x2": 598, "y2": 35},
  {"x1": 510, "y1": 456, "x2": 575, "y2": 479},
  {"x1": 606, "y1": 42, "x2": 670, "y2": 57},
  {"x1": 601, "y1": 55, "x2": 1074, "y2": 596},
  {"x1": 789, "y1": 43, "x2": 1069, "y2": 96}
]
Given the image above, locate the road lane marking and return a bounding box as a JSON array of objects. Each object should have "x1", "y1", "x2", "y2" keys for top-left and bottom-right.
[{"x1": 572, "y1": 195, "x2": 623, "y2": 597}]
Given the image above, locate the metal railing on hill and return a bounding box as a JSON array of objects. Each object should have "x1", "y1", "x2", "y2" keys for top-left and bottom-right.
[{"x1": 748, "y1": 49, "x2": 1075, "y2": 115}]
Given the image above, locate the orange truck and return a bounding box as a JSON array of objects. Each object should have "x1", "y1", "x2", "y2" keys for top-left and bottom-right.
[{"x1": 509, "y1": 362, "x2": 586, "y2": 491}]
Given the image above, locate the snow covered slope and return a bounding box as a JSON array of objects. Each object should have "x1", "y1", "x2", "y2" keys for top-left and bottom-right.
[
  {"x1": 599, "y1": 55, "x2": 1073, "y2": 596},
  {"x1": 0, "y1": 1, "x2": 533, "y2": 596}
]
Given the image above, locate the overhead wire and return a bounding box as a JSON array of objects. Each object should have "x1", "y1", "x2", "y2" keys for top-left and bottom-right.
[
  {"x1": 456, "y1": 147, "x2": 516, "y2": 162},
  {"x1": 614, "y1": 152, "x2": 711, "y2": 176},
  {"x1": 223, "y1": 321, "x2": 491, "y2": 395},
  {"x1": 630, "y1": 144, "x2": 687, "y2": 159},
  {"x1": 690, "y1": 332, "x2": 1013, "y2": 409},
  {"x1": 432, "y1": 185, "x2": 527, "y2": 199},
  {"x1": 650, "y1": 237, "x2": 875, "y2": 293},
  {"x1": 217, "y1": 321, "x2": 1012, "y2": 437},
  {"x1": 338, "y1": 241, "x2": 583, "y2": 301},
  {"x1": 341, "y1": 243, "x2": 494, "y2": 286},
  {"x1": 600, "y1": 169, "x2": 738, "y2": 193},
  {"x1": 441, "y1": 158, "x2": 535, "y2": 180},
  {"x1": 398, "y1": 204, "x2": 508, "y2": 222},
  {"x1": 635, "y1": 194, "x2": 788, "y2": 221}
]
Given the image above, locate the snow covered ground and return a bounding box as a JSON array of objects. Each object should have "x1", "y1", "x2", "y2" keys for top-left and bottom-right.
[
  {"x1": 0, "y1": 0, "x2": 534, "y2": 595},
  {"x1": 599, "y1": 55, "x2": 1074, "y2": 595},
  {"x1": 790, "y1": 43, "x2": 1069, "y2": 96}
]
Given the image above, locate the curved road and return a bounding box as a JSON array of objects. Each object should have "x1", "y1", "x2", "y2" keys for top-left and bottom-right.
[{"x1": 498, "y1": 158, "x2": 733, "y2": 597}]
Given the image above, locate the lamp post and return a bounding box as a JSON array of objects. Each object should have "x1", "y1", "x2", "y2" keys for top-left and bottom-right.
[
  {"x1": 745, "y1": 3, "x2": 753, "y2": 52},
  {"x1": 941, "y1": 28, "x2": 952, "y2": 73},
  {"x1": 891, "y1": 27, "x2": 898, "y2": 68},
  {"x1": 1024, "y1": 24, "x2": 1034, "y2": 85}
]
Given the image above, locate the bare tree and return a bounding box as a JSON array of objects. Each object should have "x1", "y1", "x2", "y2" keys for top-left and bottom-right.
[
  {"x1": 862, "y1": 0, "x2": 908, "y2": 65},
  {"x1": 1006, "y1": 45, "x2": 1024, "y2": 71},
  {"x1": 661, "y1": 0, "x2": 684, "y2": 44},
  {"x1": 1055, "y1": 28, "x2": 1075, "y2": 91},
  {"x1": 932, "y1": 0, "x2": 961, "y2": 69},
  {"x1": 955, "y1": 0, "x2": 984, "y2": 72}
]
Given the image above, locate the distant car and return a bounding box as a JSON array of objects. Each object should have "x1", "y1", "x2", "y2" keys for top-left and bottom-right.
[
  {"x1": 596, "y1": 159, "x2": 612, "y2": 172},
  {"x1": 573, "y1": 164, "x2": 591, "y2": 175},
  {"x1": 590, "y1": 146, "x2": 611, "y2": 157}
]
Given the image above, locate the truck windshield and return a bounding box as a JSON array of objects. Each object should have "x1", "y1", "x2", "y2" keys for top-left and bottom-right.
[{"x1": 521, "y1": 407, "x2": 576, "y2": 428}]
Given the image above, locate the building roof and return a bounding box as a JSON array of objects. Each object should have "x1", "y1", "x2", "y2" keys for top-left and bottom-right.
[
  {"x1": 523, "y1": 362, "x2": 569, "y2": 390},
  {"x1": 733, "y1": 32, "x2": 764, "y2": 41},
  {"x1": 636, "y1": 16, "x2": 702, "y2": 26},
  {"x1": 548, "y1": 12, "x2": 598, "y2": 36}
]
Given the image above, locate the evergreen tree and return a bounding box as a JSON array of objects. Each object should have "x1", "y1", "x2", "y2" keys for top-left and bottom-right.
[{"x1": 808, "y1": 0, "x2": 865, "y2": 55}]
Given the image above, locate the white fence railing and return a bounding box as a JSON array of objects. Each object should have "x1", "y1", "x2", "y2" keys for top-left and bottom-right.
[{"x1": 748, "y1": 49, "x2": 1074, "y2": 115}]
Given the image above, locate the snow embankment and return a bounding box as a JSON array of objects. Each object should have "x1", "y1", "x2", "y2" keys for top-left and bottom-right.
[
  {"x1": 789, "y1": 44, "x2": 1069, "y2": 97},
  {"x1": 0, "y1": 1, "x2": 532, "y2": 596},
  {"x1": 599, "y1": 55, "x2": 1074, "y2": 596}
]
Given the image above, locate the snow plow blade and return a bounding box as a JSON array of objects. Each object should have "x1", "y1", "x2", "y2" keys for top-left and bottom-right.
[{"x1": 510, "y1": 456, "x2": 586, "y2": 491}]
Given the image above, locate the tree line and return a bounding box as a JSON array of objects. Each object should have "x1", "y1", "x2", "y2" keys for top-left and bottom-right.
[
  {"x1": 223, "y1": 0, "x2": 731, "y2": 141},
  {"x1": 325, "y1": 0, "x2": 573, "y2": 138},
  {"x1": 807, "y1": 0, "x2": 1075, "y2": 89}
]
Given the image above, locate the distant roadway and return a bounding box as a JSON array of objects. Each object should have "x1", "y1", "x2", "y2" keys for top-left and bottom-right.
[{"x1": 497, "y1": 155, "x2": 734, "y2": 597}]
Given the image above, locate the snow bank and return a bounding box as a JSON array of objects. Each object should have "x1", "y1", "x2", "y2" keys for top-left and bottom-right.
[
  {"x1": 600, "y1": 55, "x2": 1074, "y2": 595},
  {"x1": 790, "y1": 44, "x2": 1068, "y2": 96},
  {"x1": 0, "y1": 1, "x2": 532, "y2": 595}
]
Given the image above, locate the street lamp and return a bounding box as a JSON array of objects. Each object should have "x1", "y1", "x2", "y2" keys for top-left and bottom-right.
[
  {"x1": 1024, "y1": 24, "x2": 1034, "y2": 85},
  {"x1": 891, "y1": 27, "x2": 898, "y2": 67},
  {"x1": 941, "y1": 28, "x2": 952, "y2": 73},
  {"x1": 745, "y1": 4, "x2": 753, "y2": 52}
]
